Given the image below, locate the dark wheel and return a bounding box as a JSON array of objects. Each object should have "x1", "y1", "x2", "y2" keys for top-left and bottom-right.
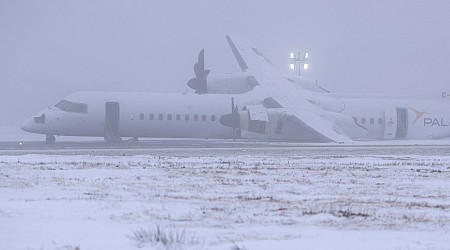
[{"x1": 45, "y1": 135, "x2": 56, "y2": 144}]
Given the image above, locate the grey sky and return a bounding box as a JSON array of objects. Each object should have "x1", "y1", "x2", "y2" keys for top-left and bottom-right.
[{"x1": 1, "y1": 0, "x2": 450, "y2": 126}]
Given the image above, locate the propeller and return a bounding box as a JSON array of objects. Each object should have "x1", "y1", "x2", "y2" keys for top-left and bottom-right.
[
  {"x1": 219, "y1": 97, "x2": 240, "y2": 141},
  {"x1": 187, "y1": 49, "x2": 210, "y2": 94}
]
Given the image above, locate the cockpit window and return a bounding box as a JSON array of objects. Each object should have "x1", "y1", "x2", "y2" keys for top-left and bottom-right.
[
  {"x1": 55, "y1": 100, "x2": 72, "y2": 111},
  {"x1": 54, "y1": 100, "x2": 88, "y2": 113},
  {"x1": 67, "y1": 102, "x2": 88, "y2": 113}
]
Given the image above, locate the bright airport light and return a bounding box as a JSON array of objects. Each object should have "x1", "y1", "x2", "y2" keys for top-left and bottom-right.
[
  {"x1": 304, "y1": 52, "x2": 309, "y2": 59},
  {"x1": 290, "y1": 52, "x2": 295, "y2": 59},
  {"x1": 289, "y1": 50, "x2": 309, "y2": 75}
]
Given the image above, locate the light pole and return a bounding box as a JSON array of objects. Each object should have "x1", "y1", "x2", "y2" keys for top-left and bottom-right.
[{"x1": 289, "y1": 51, "x2": 309, "y2": 76}]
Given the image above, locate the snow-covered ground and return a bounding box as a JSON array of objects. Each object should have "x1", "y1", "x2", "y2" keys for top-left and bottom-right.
[{"x1": 1, "y1": 150, "x2": 449, "y2": 250}]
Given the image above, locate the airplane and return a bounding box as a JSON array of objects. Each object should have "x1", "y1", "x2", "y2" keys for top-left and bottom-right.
[{"x1": 21, "y1": 35, "x2": 450, "y2": 144}]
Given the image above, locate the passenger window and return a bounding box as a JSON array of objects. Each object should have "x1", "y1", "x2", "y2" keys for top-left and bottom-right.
[
  {"x1": 176, "y1": 114, "x2": 181, "y2": 121},
  {"x1": 167, "y1": 114, "x2": 172, "y2": 120},
  {"x1": 149, "y1": 114, "x2": 154, "y2": 120},
  {"x1": 202, "y1": 115, "x2": 207, "y2": 121},
  {"x1": 129, "y1": 113, "x2": 135, "y2": 120},
  {"x1": 361, "y1": 118, "x2": 366, "y2": 124},
  {"x1": 185, "y1": 114, "x2": 189, "y2": 121},
  {"x1": 370, "y1": 118, "x2": 374, "y2": 124},
  {"x1": 378, "y1": 118, "x2": 383, "y2": 124},
  {"x1": 158, "y1": 114, "x2": 163, "y2": 120},
  {"x1": 211, "y1": 115, "x2": 216, "y2": 121},
  {"x1": 139, "y1": 113, "x2": 144, "y2": 120},
  {"x1": 194, "y1": 115, "x2": 198, "y2": 121}
]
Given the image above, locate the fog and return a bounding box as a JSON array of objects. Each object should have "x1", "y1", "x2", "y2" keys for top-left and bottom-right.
[{"x1": 1, "y1": 0, "x2": 450, "y2": 126}]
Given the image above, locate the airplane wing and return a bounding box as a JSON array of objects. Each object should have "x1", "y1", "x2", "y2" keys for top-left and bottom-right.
[{"x1": 226, "y1": 35, "x2": 353, "y2": 143}]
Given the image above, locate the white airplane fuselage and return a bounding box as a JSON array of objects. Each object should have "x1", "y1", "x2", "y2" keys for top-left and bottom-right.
[
  {"x1": 21, "y1": 91, "x2": 239, "y2": 140},
  {"x1": 338, "y1": 95, "x2": 450, "y2": 140},
  {"x1": 21, "y1": 90, "x2": 450, "y2": 142}
]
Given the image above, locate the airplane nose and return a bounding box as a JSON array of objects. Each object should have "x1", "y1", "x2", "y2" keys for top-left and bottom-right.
[
  {"x1": 20, "y1": 118, "x2": 33, "y2": 132},
  {"x1": 21, "y1": 112, "x2": 48, "y2": 134}
]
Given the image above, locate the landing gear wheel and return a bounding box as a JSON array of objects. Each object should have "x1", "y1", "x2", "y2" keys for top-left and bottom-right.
[{"x1": 45, "y1": 135, "x2": 56, "y2": 144}]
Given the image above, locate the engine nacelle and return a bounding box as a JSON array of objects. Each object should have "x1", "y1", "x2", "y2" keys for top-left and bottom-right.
[
  {"x1": 206, "y1": 72, "x2": 257, "y2": 94},
  {"x1": 187, "y1": 49, "x2": 257, "y2": 94}
]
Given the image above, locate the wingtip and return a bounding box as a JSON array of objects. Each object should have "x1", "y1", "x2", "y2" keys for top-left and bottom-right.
[{"x1": 226, "y1": 34, "x2": 248, "y2": 72}]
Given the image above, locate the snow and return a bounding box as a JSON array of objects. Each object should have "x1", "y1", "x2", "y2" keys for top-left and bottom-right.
[{"x1": 0, "y1": 150, "x2": 450, "y2": 249}]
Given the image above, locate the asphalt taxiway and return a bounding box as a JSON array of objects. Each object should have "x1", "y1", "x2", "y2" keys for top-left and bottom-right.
[{"x1": 1, "y1": 138, "x2": 450, "y2": 156}]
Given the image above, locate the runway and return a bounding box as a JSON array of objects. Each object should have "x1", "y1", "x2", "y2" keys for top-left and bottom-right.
[{"x1": 1, "y1": 137, "x2": 450, "y2": 156}]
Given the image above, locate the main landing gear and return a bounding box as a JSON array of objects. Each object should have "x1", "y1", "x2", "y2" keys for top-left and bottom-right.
[{"x1": 45, "y1": 135, "x2": 56, "y2": 144}]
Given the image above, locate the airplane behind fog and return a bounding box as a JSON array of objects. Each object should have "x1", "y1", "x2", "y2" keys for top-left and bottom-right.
[{"x1": 21, "y1": 35, "x2": 450, "y2": 143}]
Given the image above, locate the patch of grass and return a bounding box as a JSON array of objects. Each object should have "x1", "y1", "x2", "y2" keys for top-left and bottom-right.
[
  {"x1": 302, "y1": 204, "x2": 372, "y2": 218},
  {"x1": 127, "y1": 225, "x2": 200, "y2": 249},
  {"x1": 335, "y1": 206, "x2": 370, "y2": 218}
]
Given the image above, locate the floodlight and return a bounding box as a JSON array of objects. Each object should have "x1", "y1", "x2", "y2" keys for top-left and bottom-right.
[
  {"x1": 289, "y1": 50, "x2": 310, "y2": 75},
  {"x1": 304, "y1": 52, "x2": 309, "y2": 59},
  {"x1": 290, "y1": 52, "x2": 295, "y2": 59}
]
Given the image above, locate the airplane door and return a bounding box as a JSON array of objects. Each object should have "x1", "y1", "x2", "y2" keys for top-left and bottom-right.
[
  {"x1": 384, "y1": 109, "x2": 397, "y2": 140},
  {"x1": 105, "y1": 102, "x2": 121, "y2": 142},
  {"x1": 395, "y1": 108, "x2": 408, "y2": 139}
]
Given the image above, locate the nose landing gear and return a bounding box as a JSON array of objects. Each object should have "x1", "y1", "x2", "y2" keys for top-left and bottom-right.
[{"x1": 45, "y1": 135, "x2": 56, "y2": 144}]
